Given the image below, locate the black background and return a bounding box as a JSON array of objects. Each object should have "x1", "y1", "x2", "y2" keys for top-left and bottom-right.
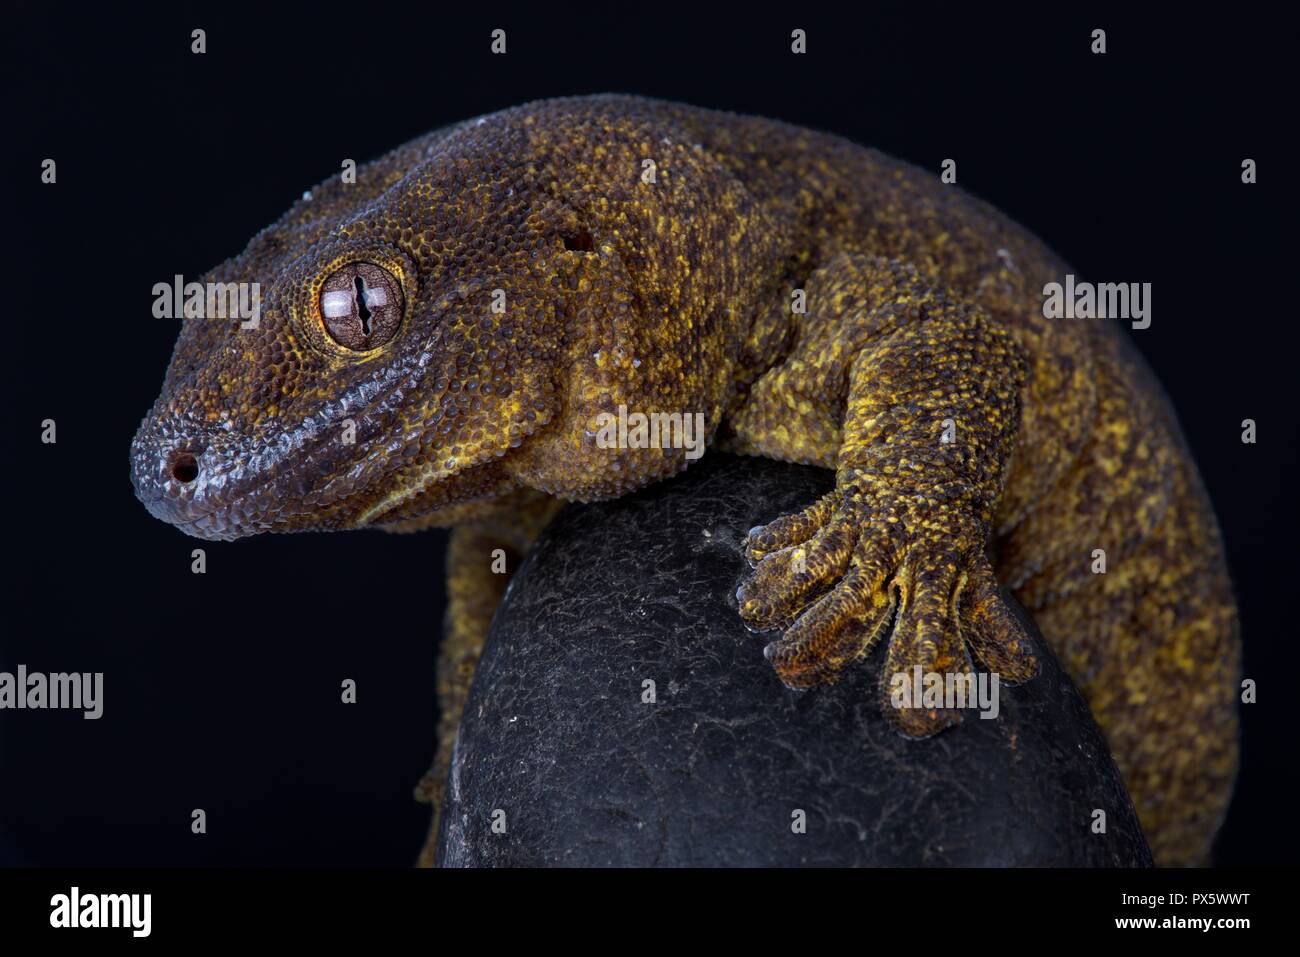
[{"x1": 5, "y1": 3, "x2": 1294, "y2": 867}]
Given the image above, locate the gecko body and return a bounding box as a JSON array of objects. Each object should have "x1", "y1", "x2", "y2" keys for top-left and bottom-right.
[{"x1": 131, "y1": 95, "x2": 1240, "y2": 866}]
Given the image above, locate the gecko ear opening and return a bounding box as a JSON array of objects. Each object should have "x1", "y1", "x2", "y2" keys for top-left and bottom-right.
[{"x1": 561, "y1": 230, "x2": 594, "y2": 253}]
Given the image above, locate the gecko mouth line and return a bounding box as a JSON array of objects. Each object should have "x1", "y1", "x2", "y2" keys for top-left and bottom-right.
[{"x1": 131, "y1": 333, "x2": 449, "y2": 537}]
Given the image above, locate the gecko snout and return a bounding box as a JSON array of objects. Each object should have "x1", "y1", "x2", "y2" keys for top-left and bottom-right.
[
  {"x1": 130, "y1": 417, "x2": 330, "y2": 540},
  {"x1": 129, "y1": 432, "x2": 226, "y2": 537},
  {"x1": 130, "y1": 439, "x2": 202, "y2": 507}
]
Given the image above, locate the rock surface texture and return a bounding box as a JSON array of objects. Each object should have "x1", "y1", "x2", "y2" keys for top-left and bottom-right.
[{"x1": 437, "y1": 454, "x2": 1152, "y2": 867}]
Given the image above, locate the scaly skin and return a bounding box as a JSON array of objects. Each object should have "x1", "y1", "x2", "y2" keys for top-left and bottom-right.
[{"x1": 131, "y1": 94, "x2": 1239, "y2": 866}]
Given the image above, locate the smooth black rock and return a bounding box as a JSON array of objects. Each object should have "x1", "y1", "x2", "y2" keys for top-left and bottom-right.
[{"x1": 437, "y1": 454, "x2": 1152, "y2": 867}]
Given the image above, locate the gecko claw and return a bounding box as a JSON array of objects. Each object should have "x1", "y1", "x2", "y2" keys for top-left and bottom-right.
[{"x1": 739, "y1": 484, "x2": 1034, "y2": 735}]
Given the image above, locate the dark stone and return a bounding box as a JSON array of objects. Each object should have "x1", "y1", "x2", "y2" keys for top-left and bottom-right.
[{"x1": 437, "y1": 454, "x2": 1152, "y2": 867}]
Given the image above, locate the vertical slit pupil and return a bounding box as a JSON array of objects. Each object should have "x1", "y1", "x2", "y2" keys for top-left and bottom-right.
[{"x1": 354, "y1": 275, "x2": 372, "y2": 335}]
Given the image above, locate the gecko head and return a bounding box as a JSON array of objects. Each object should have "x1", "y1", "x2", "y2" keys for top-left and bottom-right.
[{"x1": 130, "y1": 119, "x2": 591, "y2": 541}]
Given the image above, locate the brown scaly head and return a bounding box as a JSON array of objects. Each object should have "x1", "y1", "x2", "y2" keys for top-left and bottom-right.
[
  {"x1": 130, "y1": 111, "x2": 569, "y2": 538},
  {"x1": 131, "y1": 110, "x2": 593, "y2": 540},
  {"x1": 132, "y1": 96, "x2": 785, "y2": 540}
]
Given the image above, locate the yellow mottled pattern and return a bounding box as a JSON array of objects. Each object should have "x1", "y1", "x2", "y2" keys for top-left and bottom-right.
[{"x1": 137, "y1": 95, "x2": 1238, "y2": 866}]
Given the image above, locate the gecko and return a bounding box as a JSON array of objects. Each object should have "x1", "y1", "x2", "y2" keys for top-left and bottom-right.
[{"x1": 130, "y1": 94, "x2": 1240, "y2": 867}]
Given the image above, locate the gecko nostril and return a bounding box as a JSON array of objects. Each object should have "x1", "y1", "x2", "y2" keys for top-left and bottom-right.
[{"x1": 170, "y1": 452, "x2": 199, "y2": 484}]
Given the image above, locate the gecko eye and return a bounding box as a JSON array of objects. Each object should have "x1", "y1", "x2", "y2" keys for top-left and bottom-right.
[{"x1": 319, "y1": 262, "x2": 403, "y2": 350}]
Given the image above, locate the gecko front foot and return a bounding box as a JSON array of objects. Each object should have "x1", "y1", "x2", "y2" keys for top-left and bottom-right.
[{"x1": 737, "y1": 478, "x2": 1038, "y2": 737}]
